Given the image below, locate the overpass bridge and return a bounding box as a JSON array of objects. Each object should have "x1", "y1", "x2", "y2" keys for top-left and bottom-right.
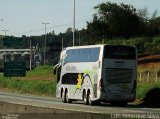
[{"x1": 0, "y1": 49, "x2": 40, "y2": 70}]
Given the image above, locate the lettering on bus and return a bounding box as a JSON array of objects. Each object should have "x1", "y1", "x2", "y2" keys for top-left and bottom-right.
[
  {"x1": 115, "y1": 60, "x2": 125, "y2": 67},
  {"x1": 66, "y1": 66, "x2": 76, "y2": 71}
]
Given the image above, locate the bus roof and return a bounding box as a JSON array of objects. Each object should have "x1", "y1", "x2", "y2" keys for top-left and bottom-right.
[
  {"x1": 64, "y1": 44, "x2": 104, "y2": 51},
  {"x1": 63, "y1": 44, "x2": 136, "y2": 51}
]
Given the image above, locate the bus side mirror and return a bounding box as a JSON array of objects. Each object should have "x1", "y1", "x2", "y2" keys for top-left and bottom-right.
[{"x1": 53, "y1": 68, "x2": 57, "y2": 75}]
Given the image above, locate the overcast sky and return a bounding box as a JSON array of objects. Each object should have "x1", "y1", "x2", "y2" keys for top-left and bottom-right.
[{"x1": 0, "y1": 0, "x2": 160, "y2": 37}]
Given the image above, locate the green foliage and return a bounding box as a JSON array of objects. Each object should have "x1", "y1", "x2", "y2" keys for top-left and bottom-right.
[
  {"x1": 0, "y1": 66, "x2": 56, "y2": 96},
  {"x1": 27, "y1": 66, "x2": 53, "y2": 77},
  {"x1": 87, "y1": 2, "x2": 145, "y2": 40},
  {"x1": 0, "y1": 76, "x2": 56, "y2": 96},
  {"x1": 136, "y1": 83, "x2": 160, "y2": 100},
  {"x1": 99, "y1": 36, "x2": 160, "y2": 55}
]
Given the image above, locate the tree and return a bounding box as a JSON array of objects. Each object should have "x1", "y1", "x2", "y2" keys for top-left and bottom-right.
[
  {"x1": 138, "y1": 7, "x2": 149, "y2": 22},
  {"x1": 66, "y1": 27, "x2": 72, "y2": 33},
  {"x1": 86, "y1": 2, "x2": 145, "y2": 41},
  {"x1": 148, "y1": 17, "x2": 160, "y2": 36}
]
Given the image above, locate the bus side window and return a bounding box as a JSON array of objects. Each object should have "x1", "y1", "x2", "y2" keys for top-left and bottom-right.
[{"x1": 63, "y1": 52, "x2": 69, "y2": 65}]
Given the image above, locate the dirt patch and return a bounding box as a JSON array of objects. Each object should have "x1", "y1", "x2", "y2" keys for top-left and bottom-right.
[{"x1": 138, "y1": 54, "x2": 160, "y2": 69}]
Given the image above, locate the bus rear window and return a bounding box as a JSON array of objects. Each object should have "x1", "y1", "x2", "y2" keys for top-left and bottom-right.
[{"x1": 104, "y1": 45, "x2": 136, "y2": 60}]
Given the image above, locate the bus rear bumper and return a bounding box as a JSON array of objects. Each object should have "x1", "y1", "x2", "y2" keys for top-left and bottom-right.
[{"x1": 99, "y1": 92, "x2": 136, "y2": 102}]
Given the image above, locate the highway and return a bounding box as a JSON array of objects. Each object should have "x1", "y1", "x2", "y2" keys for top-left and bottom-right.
[{"x1": 0, "y1": 91, "x2": 160, "y2": 114}]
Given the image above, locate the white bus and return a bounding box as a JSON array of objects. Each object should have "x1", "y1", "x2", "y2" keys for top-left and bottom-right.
[{"x1": 54, "y1": 44, "x2": 137, "y2": 106}]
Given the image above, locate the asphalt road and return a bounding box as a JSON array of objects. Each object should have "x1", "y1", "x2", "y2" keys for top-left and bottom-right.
[{"x1": 0, "y1": 91, "x2": 160, "y2": 114}]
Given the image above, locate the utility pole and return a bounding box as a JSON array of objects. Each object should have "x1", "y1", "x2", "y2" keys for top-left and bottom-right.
[
  {"x1": 42, "y1": 22, "x2": 49, "y2": 65},
  {"x1": 2, "y1": 29, "x2": 9, "y2": 62},
  {"x1": 0, "y1": 19, "x2": 4, "y2": 35},
  {"x1": 79, "y1": 31, "x2": 81, "y2": 46},
  {"x1": 73, "y1": 0, "x2": 75, "y2": 46},
  {"x1": 2, "y1": 29, "x2": 9, "y2": 36},
  {"x1": 62, "y1": 38, "x2": 63, "y2": 50},
  {"x1": 30, "y1": 39, "x2": 32, "y2": 71}
]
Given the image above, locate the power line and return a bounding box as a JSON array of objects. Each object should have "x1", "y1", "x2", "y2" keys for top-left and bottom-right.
[{"x1": 13, "y1": 19, "x2": 89, "y2": 36}]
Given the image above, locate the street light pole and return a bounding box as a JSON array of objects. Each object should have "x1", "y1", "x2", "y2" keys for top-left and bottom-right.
[
  {"x1": 62, "y1": 38, "x2": 63, "y2": 50},
  {"x1": 73, "y1": 0, "x2": 75, "y2": 46},
  {"x1": 42, "y1": 22, "x2": 49, "y2": 66},
  {"x1": 2, "y1": 29, "x2": 9, "y2": 62},
  {"x1": 0, "y1": 19, "x2": 4, "y2": 35},
  {"x1": 30, "y1": 39, "x2": 32, "y2": 71},
  {"x1": 79, "y1": 31, "x2": 81, "y2": 46},
  {"x1": 2, "y1": 29, "x2": 9, "y2": 36}
]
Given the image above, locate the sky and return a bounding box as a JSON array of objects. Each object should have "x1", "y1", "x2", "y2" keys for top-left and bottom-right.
[{"x1": 0, "y1": 0, "x2": 160, "y2": 37}]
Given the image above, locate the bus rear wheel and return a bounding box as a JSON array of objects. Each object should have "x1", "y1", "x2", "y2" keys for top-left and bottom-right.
[
  {"x1": 84, "y1": 90, "x2": 93, "y2": 105},
  {"x1": 83, "y1": 91, "x2": 88, "y2": 105},
  {"x1": 62, "y1": 90, "x2": 67, "y2": 103},
  {"x1": 66, "y1": 91, "x2": 72, "y2": 103},
  {"x1": 88, "y1": 92, "x2": 93, "y2": 105}
]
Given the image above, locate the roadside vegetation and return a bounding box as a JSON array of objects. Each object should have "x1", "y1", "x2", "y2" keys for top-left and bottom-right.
[
  {"x1": 0, "y1": 66, "x2": 56, "y2": 96},
  {"x1": 137, "y1": 82, "x2": 160, "y2": 100},
  {"x1": 22, "y1": 66, "x2": 54, "y2": 80},
  {"x1": 0, "y1": 65, "x2": 160, "y2": 102}
]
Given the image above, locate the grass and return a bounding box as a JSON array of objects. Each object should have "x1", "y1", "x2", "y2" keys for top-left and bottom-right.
[
  {"x1": 0, "y1": 74, "x2": 56, "y2": 96},
  {"x1": 17, "y1": 65, "x2": 55, "y2": 80},
  {"x1": 136, "y1": 82, "x2": 160, "y2": 100},
  {"x1": 27, "y1": 66, "x2": 53, "y2": 77},
  {"x1": 137, "y1": 67, "x2": 160, "y2": 101},
  {"x1": 0, "y1": 66, "x2": 56, "y2": 96}
]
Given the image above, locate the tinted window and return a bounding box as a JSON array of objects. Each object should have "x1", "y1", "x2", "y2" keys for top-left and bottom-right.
[
  {"x1": 62, "y1": 73, "x2": 78, "y2": 84},
  {"x1": 104, "y1": 45, "x2": 136, "y2": 60},
  {"x1": 64, "y1": 47, "x2": 100, "y2": 63}
]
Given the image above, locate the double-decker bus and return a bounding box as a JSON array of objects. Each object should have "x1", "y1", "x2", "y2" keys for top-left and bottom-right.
[{"x1": 54, "y1": 44, "x2": 137, "y2": 106}]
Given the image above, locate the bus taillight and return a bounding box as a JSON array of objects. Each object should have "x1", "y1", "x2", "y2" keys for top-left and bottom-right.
[
  {"x1": 131, "y1": 80, "x2": 137, "y2": 93},
  {"x1": 99, "y1": 79, "x2": 105, "y2": 92}
]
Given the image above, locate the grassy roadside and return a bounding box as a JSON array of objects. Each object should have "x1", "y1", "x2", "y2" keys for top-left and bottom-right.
[
  {"x1": 0, "y1": 75, "x2": 56, "y2": 96},
  {"x1": 136, "y1": 82, "x2": 160, "y2": 100},
  {"x1": 0, "y1": 66, "x2": 56, "y2": 96},
  {"x1": 1, "y1": 73, "x2": 159, "y2": 101},
  {"x1": 0, "y1": 66, "x2": 160, "y2": 104},
  {"x1": 22, "y1": 66, "x2": 55, "y2": 80}
]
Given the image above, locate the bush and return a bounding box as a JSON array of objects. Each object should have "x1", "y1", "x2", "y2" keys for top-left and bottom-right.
[
  {"x1": 136, "y1": 83, "x2": 160, "y2": 100},
  {"x1": 143, "y1": 88, "x2": 160, "y2": 107},
  {"x1": 102, "y1": 36, "x2": 160, "y2": 55}
]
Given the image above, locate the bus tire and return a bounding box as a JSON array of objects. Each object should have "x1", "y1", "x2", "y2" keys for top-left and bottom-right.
[
  {"x1": 83, "y1": 91, "x2": 88, "y2": 105},
  {"x1": 88, "y1": 92, "x2": 93, "y2": 105},
  {"x1": 66, "y1": 91, "x2": 72, "y2": 103},
  {"x1": 62, "y1": 90, "x2": 67, "y2": 103}
]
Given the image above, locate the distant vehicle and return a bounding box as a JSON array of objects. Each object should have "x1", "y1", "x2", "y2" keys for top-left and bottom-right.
[{"x1": 54, "y1": 44, "x2": 137, "y2": 106}]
